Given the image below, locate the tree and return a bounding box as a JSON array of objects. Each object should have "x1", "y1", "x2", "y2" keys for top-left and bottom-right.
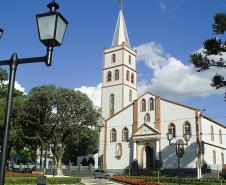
[
  {"x1": 21, "y1": 85, "x2": 102, "y2": 175},
  {"x1": 0, "y1": 67, "x2": 29, "y2": 166},
  {"x1": 190, "y1": 13, "x2": 226, "y2": 98}
]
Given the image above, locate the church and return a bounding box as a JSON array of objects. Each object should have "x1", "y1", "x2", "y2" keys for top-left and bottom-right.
[{"x1": 98, "y1": 7, "x2": 226, "y2": 178}]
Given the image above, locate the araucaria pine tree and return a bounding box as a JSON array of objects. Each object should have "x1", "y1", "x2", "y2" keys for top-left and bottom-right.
[{"x1": 190, "y1": 13, "x2": 226, "y2": 98}]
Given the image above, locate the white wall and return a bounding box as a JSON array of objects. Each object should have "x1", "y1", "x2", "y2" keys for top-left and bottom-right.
[
  {"x1": 105, "y1": 104, "x2": 134, "y2": 170},
  {"x1": 201, "y1": 117, "x2": 226, "y2": 169},
  {"x1": 102, "y1": 86, "x2": 123, "y2": 119},
  {"x1": 160, "y1": 99, "x2": 198, "y2": 168}
]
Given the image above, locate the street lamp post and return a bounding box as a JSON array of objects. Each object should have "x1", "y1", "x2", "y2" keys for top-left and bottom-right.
[
  {"x1": 49, "y1": 143, "x2": 62, "y2": 177},
  {"x1": 167, "y1": 129, "x2": 191, "y2": 185},
  {"x1": 0, "y1": 1, "x2": 68, "y2": 185}
]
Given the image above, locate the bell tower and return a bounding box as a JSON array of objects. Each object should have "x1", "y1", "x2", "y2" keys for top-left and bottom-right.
[{"x1": 101, "y1": 9, "x2": 137, "y2": 119}]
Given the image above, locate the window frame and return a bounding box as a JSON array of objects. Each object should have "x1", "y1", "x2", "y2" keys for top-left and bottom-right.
[
  {"x1": 131, "y1": 73, "x2": 134, "y2": 84},
  {"x1": 109, "y1": 94, "x2": 115, "y2": 117},
  {"x1": 107, "y1": 71, "x2": 112, "y2": 82},
  {"x1": 126, "y1": 70, "x2": 130, "y2": 81},
  {"x1": 211, "y1": 126, "x2": 214, "y2": 141},
  {"x1": 122, "y1": 127, "x2": 129, "y2": 142},
  {"x1": 110, "y1": 128, "x2": 117, "y2": 142},
  {"x1": 149, "y1": 97, "x2": 154, "y2": 111},
  {"x1": 114, "y1": 69, "x2": 119, "y2": 81},
  {"x1": 112, "y1": 54, "x2": 116, "y2": 63},
  {"x1": 129, "y1": 90, "x2": 132, "y2": 102},
  {"x1": 168, "y1": 123, "x2": 176, "y2": 138},
  {"x1": 141, "y1": 99, "x2": 146, "y2": 112}
]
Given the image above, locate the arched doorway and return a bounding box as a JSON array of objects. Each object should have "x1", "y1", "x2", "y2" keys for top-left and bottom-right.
[{"x1": 142, "y1": 145, "x2": 154, "y2": 169}]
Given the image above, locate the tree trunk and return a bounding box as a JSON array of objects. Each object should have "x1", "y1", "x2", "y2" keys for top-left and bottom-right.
[
  {"x1": 40, "y1": 145, "x2": 43, "y2": 169},
  {"x1": 56, "y1": 158, "x2": 63, "y2": 176},
  {"x1": 54, "y1": 147, "x2": 64, "y2": 176}
]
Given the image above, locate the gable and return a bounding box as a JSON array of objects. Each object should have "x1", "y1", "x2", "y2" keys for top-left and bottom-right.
[{"x1": 133, "y1": 123, "x2": 160, "y2": 136}]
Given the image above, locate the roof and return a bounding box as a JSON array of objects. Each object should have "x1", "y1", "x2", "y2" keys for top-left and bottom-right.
[
  {"x1": 202, "y1": 115, "x2": 226, "y2": 128},
  {"x1": 112, "y1": 10, "x2": 131, "y2": 47},
  {"x1": 138, "y1": 92, "x2": 200, "y2": 111}
]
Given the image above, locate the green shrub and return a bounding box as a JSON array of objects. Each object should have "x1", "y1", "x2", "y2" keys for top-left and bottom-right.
[
  {"x1": 4, "y1": 176, "x2": 81, "y2": 184},
  {"x1": 48, "y1": 177, "x2": 81, "y2": 184}
]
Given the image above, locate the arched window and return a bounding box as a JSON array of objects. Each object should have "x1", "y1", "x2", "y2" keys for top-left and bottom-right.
[
  {"x1": 149, "y1": 98, "x2": 154, "y2": 111},
  {"x1": 222, "y1": 152, "x2": 224, "y2": 165},
  {"x1": 129, "y1": 90, "x2": 132, "y2": 102},
  {"x1": 109, "y1": 94, "x2": 114, "y2": 117},
  {"x1": 145, "y1": 113, "x2": 150, "y2": 122},
  {"x1": 213, "y1": 150, "x2": 216, "y2": 164},
  {"x1": 112, "y1": 54, "x2": 116, "y2": 63},
  {"x1": 122, "y1": 127, "x2": 129, "y2": 142},
  {"x1": 115, "y1": 143, "x2": 122, "y2": 158},
  {"x1": 141, "y1": 99, "x2": 146, "y2": 112},
  {"x1": 126, "y1": 70, "x2": 130, "y2": 81},
  {"x1": 129, "y1": 55, "x2": 131, "y2": 64},
  {"x1": 219, "y1": 129, "x2": 222, "y2": 144},
  {"x1": 110, "y1": 129, "x2": 117, "y2": 142},
  {"x1": 107, "y1": 71, "x2": 112, "y2": 82},
  {"x1": 184, "y1": 122, "x2": 191, "y2": 135},
  {"x1": 168, "y1": 123, "x2": 176, "y2": 138},
  {"x1": 115, "y1": 69, "x2": 119, "y2": 80},
  {"x1": 131, "y1": 73, "x2": 134, "y2": 84},
  {"x1": 211, "y1": 126, "x2": 214, "y2": 141}
]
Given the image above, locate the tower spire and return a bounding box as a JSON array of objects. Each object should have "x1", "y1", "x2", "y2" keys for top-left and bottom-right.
[{"x1": 112, "y1": 1, "x2": 131, "y2": 47}]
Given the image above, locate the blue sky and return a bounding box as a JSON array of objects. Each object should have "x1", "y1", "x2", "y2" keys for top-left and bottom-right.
[{"x1": 0, "y1": 0, "x2": 226, "y2": 124}]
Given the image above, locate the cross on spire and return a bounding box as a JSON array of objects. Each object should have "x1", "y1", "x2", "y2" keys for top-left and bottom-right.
[{"x1": 119, "y1": 0, "x2": 123, "y2": 10}]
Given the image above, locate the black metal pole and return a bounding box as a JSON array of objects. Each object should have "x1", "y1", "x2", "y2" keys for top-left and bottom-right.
[
  {"x1": 0, "y1": 53, "x2": 18, "y2": 185},
  {"x1": 53, "y1": 156, "x2": 55, "y2": 177},
  {"x1": 178, "y1": 150, "x2": 181, "y2": 185}
]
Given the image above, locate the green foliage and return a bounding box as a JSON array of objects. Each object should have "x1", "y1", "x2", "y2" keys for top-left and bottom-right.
[
  {"x1": 190, "y1": 12, "x2": 226, "y2": 99},
  {"x1": 20, "y1": 85, "x2": 102, "y2": 174},
  {"x1": 213, "y1": 13, "x2": 226, "y2": 34},
  {"x1": 4, "y1": 176, "x2": 81, "y2": 184}
]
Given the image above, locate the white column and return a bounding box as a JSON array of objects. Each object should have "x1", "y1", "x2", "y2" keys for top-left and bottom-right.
[
  {"x1": 133, "y1": 141, "x2": 136, "y2": 160},
  {"x1": 156, "y1": 140, "x2": 160, "y2": 160}
]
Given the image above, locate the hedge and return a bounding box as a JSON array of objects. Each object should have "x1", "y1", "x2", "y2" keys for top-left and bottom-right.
[
  {"x1": 111, "y1": 176, "x2": 162, "y2": 185},
  {"x1": 126, "y1": 176, "x2": 225, "y2": 183},
  {"x1": 4, "y1": 176, "x2": 81, "y2": 184}
]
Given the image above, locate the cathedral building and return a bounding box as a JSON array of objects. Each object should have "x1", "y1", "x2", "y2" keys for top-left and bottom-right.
[{"x1": 98, "y1": 8, "x2": 226, "y2": 178}]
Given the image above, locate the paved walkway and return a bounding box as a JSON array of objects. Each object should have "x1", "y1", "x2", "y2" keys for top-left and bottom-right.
[{"x1": 81, "y1": 177, "x2": 123, "y2": 185}]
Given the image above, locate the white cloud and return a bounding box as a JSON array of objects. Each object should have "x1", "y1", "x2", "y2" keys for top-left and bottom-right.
[
  {"x1": 75, "y1": 42, "x2": 226, "y2": 106},
  {"x1": 75, "y1": 83, "x2": 102, "y2": 107},
  {"x1": 160, "y1": 3, "x2": 166, "y2": 11},
  {"x1": 2, "y1": 81, "x2": 26, "y2": 94},
  {"x1": 135, "y1": 42, "x2": 225, "y2": 99},
  {"x1": 15, "y1": 81, "x2": 26, "y2": 94}
]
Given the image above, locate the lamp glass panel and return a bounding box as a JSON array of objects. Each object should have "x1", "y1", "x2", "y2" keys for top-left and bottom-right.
[
  {"x1": 0, "y1": 30, "x2": 3, "y2": 39},
  {"x1": 167, "y1": 133, "x2": 173, "y2": 141},
  {"x1": 55, "y1": 16, "x2": 67, "y2": 44},
  {"x1": 184, "y1": 133, "x2": 191, "y2": 141},
  {"x1": 37, "y1": 15, "x2": 56, "y2": 40}
]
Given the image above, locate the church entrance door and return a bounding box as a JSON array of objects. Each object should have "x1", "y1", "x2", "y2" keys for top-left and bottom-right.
[{"x1": 143, "y1": 145, "x2": 154, "y2": 169}]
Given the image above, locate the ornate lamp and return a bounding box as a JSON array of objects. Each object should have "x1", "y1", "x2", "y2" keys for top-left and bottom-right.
[
  {"x1": 183, "y1": 130, "x2": 191, "y2": 144},
  {"x1": 36, "y1": 0, "x2": 68, "y2": 66},
  {"x1": 167, "y1": 130, "x2": 173, "y2": 144},
  {"x1": 36, "y1": 0, "x2": 68, "y2": 47}
]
